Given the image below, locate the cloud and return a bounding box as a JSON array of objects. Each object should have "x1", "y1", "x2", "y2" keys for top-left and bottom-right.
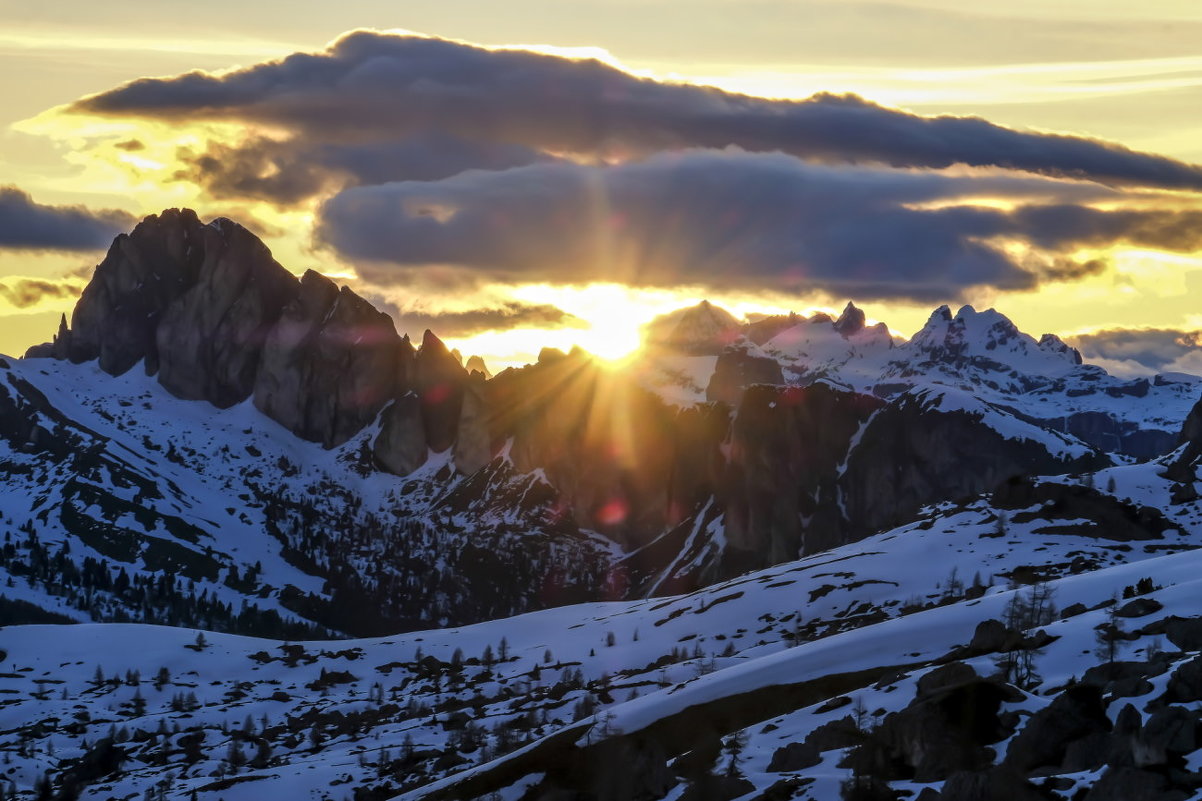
[
  {"x1": 370, "y1": 299, "x2": 586, "y2": 339},
  {"x1": 0, "y1": 187, "x2": 135, "y2": 251},
  {"x1": 1069, "y1": 327, "x2": 1202, "y2": 375},
  {"x1": 314, "y1": 150, "x2": 1197, "y2": 302},
  {"x1": 0, "y1": 277, "x2": 83, "y2": 309},
  {"x1": 173, "y1": 133, "x2": 548, "y2": 205},
  {"x1": 70, "y1": 30, "x2": 1202, "y2": 194}
]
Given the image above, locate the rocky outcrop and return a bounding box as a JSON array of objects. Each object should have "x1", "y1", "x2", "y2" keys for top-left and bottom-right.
[
  {"x1": 841, "y1": 394, "x2": 1109, "y2": 537},
  {"x1": 1164, "y1": 394, "x2": 1202, "y2": 484},
  {"x1": 833, "y1": 301, "x2": 866, "y2": 338},
  {"x1": 56, "y1": 209, "x2": 209, "y2": 375},
  {"x1": 452, "y1": 375, "x2": 492, "y2": 474},
  {"x1": 414, "y1": 330, "x2": 468, "y2": 454},
  {"x1": 705, "y1": 345, "x2": 784, "y2": 405},
  {"x1": 1003, "y1": 684, "x2": 1111, "y2": 774},
  {"x1": 847, "y1": 663, "x2": 1020, "y2": 782},
  {"x1": 253, "y1": 271, "x2": 411, "y2": 447},
  {"x1": 155, "y1": 218, "x2": 297, "y2": 407},
  {"x1": 373, "y1": 394, "x2": 427, "y2": 475},
  {"x1": 991, "y1": 476, "x2": 1171, "y2": 542},
  {"x1": 720, "y1": 382, "x2": 883, "y2": 566}
]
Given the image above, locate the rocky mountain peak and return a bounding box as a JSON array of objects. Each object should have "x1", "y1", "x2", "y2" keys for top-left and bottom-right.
[
  {"x1": 465, "y1": 354, "x2": 492, "y2": 379},
  {"x1": 1038, "y1": 333, "x2": 1084, "y2": 365},
  {"x1": 47, "y1": 207, "x2": 210, "y2": 374},
  {"x1": 833, "y1": 301, "x2": 866, "y2": 338},
  {"x1": 645, "y1": 300, "x2": 743, "y2": 355}
]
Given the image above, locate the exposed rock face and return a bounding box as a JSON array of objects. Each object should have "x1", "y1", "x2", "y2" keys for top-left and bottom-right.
[
  {"x1": 842, "y1": 393, "x2": 1109, "y2": 537},
  {"x1": 414, "y1": 330, "x2": 468, "y2": 453},
  {"x1": 706, "y1": 345, "x2": 784, "y2": 405},
  {"x1": 452, "y1": 375, "x2": 492, "y2": 475},
  {"x1": 464, "y1": 354, "x2": 492, "y2": 379},
  {"x1": 1164, "y1": 394, "x2": 1202, "y2": 483},
  {"x1": 253, "y1": 270, "x2": 410, "y2": 448},
  {"x1": 833, "y1": 301, "x2": 866, "y2": 338},
  {"x1": 720, "y1": 383, "x2": 883, "y2": 566},
  {"x1": 373, "y1": 393, "x2": 427, "y2": 475},
  {"x1": 745, "y1": 311, "x2": 804, "y2": 345},
  {"x1": 155, "y1": 219, "x2": 297, "y2": 407},
  {"x1": 1038, "y1": 333, "x2": 1083, "y2": 365},
  {"x1": 61, "y1": 209, "x2": 209, "y2": 375}
]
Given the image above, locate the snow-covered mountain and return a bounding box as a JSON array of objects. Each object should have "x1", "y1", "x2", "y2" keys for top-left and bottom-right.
[
  {"x1": 5, "y1": 434, "x2": 1202, "y2": 800},
  {"x1": 638, "y1": 301, "x2": 1199, "y2": 460},
  {"x1": 7, "y1": 208, "x2": 1202, "y2": 800}
]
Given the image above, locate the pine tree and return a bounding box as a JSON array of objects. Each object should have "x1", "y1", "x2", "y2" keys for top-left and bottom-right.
[{"x1": 1095, "y1": 597, "x2": 1126, "y2": 665}]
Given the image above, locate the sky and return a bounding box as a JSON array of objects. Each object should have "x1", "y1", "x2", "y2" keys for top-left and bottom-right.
[{"x1": 3, "y1": 0, "x2": 1202, "y2": 372}]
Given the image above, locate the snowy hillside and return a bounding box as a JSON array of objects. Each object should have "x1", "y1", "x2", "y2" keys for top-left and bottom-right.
[
  {"x1": 3, "y1": 448, "x2": 1202, "y2": 799},
  {"x1": 0, "y1": 356, "x2": 616, "y2": 636}
]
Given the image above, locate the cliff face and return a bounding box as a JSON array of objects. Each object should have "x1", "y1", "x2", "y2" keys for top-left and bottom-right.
[
  {"x1": 59, "y1": 208, "x2": 208, "y2": 375},
  {"x1": 253, "y1": 271, "x2": 411, "y2": 447},
  {"x1": 155, "y1": 218, "x2": 298, "y2": 408}
]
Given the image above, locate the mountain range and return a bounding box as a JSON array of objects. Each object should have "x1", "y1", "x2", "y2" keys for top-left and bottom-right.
[{"x1": 5, "y1": 209, "x2": 1202, "y2": 800}]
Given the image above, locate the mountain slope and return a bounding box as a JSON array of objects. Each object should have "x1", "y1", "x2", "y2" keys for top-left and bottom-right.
[{"x1": 3, "y1": 438, "x2": 1202, "y2": 800}]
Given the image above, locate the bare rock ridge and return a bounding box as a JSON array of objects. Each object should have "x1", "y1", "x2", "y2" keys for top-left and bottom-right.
[
  {"x1": 28, "y1": 208, "x2": 1118, "y2": 584},
  {"x1": 27, "y1": 209, "x2": 461, "y2": 456}
]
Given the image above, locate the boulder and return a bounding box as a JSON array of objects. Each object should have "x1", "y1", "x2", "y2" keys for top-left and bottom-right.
[
  {"x1": 1161, "y1": 655, "x2": 1202, "y2": 704},
  {"x1": 1004, "y1": 684, "x2": 1111, "y2": 774},
  {"x1": 1115, "y1": 598, "x2": 1163, "y2": 618},
  {"x1": 938, "y1": 766, "x2": 1050, "y2": 801},
  {"x1": 1082, "y1": 767, "x2": 1188, "y2": 801},
  {"x1": 767, "y1": 741, "x2": 820, "y2": 772}
]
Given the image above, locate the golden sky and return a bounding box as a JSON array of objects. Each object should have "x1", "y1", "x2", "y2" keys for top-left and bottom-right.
[{"x1": 3, "y1": 1, "x2": 1202, "y2": 371}]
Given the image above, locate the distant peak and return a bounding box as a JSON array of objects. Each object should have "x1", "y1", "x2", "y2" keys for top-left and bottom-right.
[
  {"x1": 465, "y1": 354, "x2": 492, "y2": 379},
  {"x1": 1038, "y1": 333, "x2": 1083, "y2": 365},
  {"x1": 421, "y1": 329, "x2": 448, "y2": 354},
  {"x1": 833, "y1": 301, "x2": 866, "y2": 339}
]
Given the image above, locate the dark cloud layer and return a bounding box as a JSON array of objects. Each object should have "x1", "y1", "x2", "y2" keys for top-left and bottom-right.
[
  {"x1": 0, "y1": 187, "x2": 135, "y2": 251},
  {"x1": 1070, "y1": 328, "x2": 1202, "y2": 374},
  {"x1": 316, "y1": 151, "x2": 1194, "y2": 302},
  {"x1": 72, "y1": 30, "x2": 1202, "y2": 195},
  {"x1": 175, "y1": 134, "x2": 548, "y2": 205},
  {"x1": 0, "y1": 277, "x2": 82, "y2": 308},
  {"x1": 373, "y1": 300, "x2": 586, "y2": 339}
]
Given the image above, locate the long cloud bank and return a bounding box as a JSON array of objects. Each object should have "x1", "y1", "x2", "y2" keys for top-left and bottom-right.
[
  {"x1": 315, "y1": 151, "x2": 1202, "y2": 302},
  {"x1": 72, "y1": 30, "x2": 1202, "y2": 199}
]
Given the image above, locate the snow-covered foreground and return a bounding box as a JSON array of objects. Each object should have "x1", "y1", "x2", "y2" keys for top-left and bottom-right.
[{"x1": 4, "y1": 448, "x2": 1202, "y2": 800}]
